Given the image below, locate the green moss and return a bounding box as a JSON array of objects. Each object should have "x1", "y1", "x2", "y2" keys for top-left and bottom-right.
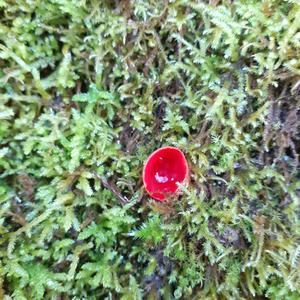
[{"x1": 0, "y1": 0, "x2": 300, "y2": 299}]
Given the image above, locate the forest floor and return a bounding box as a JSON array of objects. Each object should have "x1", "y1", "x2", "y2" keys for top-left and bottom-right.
[{"x1": 0, "y1": 1, "x2": 300, "y2": 299}]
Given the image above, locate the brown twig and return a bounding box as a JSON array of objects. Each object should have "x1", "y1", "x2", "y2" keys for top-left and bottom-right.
[
  {"x1": 93, "y1": 172, "x2": 129, "y2": 205},
  {"x1": 6, "y1": 211, "x2": 27, "y2": 226}
]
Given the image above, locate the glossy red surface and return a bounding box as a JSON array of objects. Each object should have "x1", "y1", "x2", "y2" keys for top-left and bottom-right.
[{"x1": 143, "y1": 147, "x2": 189, "y2": 201}]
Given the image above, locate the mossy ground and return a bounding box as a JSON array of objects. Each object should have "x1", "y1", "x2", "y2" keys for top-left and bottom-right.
[{"x1": 0, "y1": 1, "x2": 300, "y2": 299}]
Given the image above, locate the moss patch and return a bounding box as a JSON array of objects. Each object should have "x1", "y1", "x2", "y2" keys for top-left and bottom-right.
[{"x1": 0, "y1": 0, "x2": 300, "y2": 299}]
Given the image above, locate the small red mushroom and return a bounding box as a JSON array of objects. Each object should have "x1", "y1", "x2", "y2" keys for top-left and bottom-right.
[{"x1": 143, "y1": 146, "x2": 189, "y2": 201}]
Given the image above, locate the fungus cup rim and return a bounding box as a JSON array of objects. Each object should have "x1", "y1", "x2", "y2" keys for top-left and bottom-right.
[{"x1": 143, "y1": 146, "x2": 189, "y2": 201}]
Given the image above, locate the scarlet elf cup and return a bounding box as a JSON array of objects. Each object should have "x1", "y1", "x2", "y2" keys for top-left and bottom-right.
[{"x1": 143, "y1": 147, "x2": 189, "y2": 201}]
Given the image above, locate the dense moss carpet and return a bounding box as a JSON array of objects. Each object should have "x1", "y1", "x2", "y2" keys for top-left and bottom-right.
[{"x1": 0, "y1": 1, "x2": 299, "y2": 299}]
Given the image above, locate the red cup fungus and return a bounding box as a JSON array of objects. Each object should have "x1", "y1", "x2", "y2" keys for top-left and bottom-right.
[{"x1": 143, "y1": 146, "x2": 189, "y2": 201}]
